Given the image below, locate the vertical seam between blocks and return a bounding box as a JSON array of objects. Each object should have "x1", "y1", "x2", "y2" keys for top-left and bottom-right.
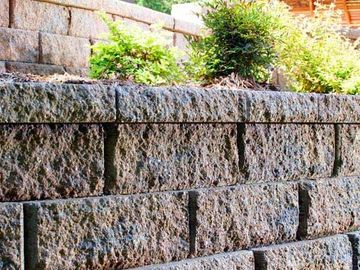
[
  {"x1": 254, "y1": 250, "x2": 267, "y2": 270},
  {"x1": 188, "y1": 191, "x2": 198, "y2": 257},
  {"x1": 332, "y1": 124, "x2": 341, "y2": 177},
  {"x1": 8, "y1": 0, "x2": 15, "y2": 28},
  {"x1": 297, "y1": 182, "x2": 310, "y2": 240},
  {"x1": 103, "y1": 123, "x2": 119, "y2": 195},
  {"x1": 237, "y1": 123, "x2": 248, "y2": 180},
  {"x1": 23, "y1": 204, "x2": 39, "y2": 270},
  {"x1": 38, "y1": 32, "x2": 43, "y2": 64}
]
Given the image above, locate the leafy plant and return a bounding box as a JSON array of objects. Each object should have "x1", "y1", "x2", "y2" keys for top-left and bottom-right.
[
  {"x1": 89, "y1": 14, "x2": 184, "y2": 85},
  {"x1": 186, "y1": 0, "x2": 282, "y2": 83},
  {"x1": 136, "y1": 0, "x2": 193, "y2": 14},
  {"x1": 273, "y1": 3, "x2": 360, "y2": 94}
]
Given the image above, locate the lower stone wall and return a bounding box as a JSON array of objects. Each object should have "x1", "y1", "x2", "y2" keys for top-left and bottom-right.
[{"x1": 0, "y1": 83, "x2": 359, "y2": 269}]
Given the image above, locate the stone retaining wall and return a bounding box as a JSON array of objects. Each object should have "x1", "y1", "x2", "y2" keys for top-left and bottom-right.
[
  {"x1": 0, "y1": 82, "x2": 359, "y2": 269},
  {"x1": 0, "y1": 0, "x2": 202, "y2": 76}
]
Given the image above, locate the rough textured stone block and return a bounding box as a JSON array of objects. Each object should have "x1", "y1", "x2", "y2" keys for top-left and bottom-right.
[
  {"x1": 241, "y1": 124, "x2": 334, "y2": 182},
  {"x1": 0, "y1": 0, "x2": 9, "y2": 27},
  {"x1": 0, "y1": 82, "x2": 116, "y2": 123},
  {"x1": 174, "y1": 33, "x2": 189, "y2": 52},
  {"x1": 0, "y1": 125, "x2": 104, "y2": 201},
  {"x1": 105, "y1": 124, "x2": 239, "y2": 194},
  {"x1": 246, "y1": 91, "x2": 319, "y2": 122},
  {"x1": 115, "y1": 16, "x2": 150, "y2": 31},
  {"x1": 194, "y1": 182, "x2": 299, "y2": 256},
  {"x1": 24, "y1": 192, "x2": 188, "y2": 270},
  {"x1": 299, "y1": 177, "x2": 360, "y2": 239},
  {"x1": 131, "y1": 251, "x2": 254, "y2": 270},
  {"x1": 337, "y1": 124, "x2": 360, "y2": 176},
  {"x1": 0, "y1": 27, "x2": 38, "y2": 62},
  {"x1": 40, "y1": 32, "x2": 90, "y2": 67},
  {"x1": 254, "y1": 235, "x2": 353, "y2": 270},
  {"x1": 347, "y1": 232, "x2": 360, "y2": 270},
  {"x1": 174, "y1": 19, "x2": 203, "y2": 36},
  {"x1": 4, "y1": 61, "x2": 65, "y2": 75},
  {"x1": 12, "y1": 0, "x2": 69, "y2": 35},
  {"x1": 319, "y1": 94, "x2": 360, "y2": 123},
  {"x1": 69, "y1": 8, "x2": 108, "y2": 38},
  {"x1": 0, "y1": 203, "x2": 23, "y2": 269},
  {"x1": 116, "y1": 86, "x2": 247, "y2": 122}
]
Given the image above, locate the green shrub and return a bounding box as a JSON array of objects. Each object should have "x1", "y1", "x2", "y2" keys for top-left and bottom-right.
[
  {"x1": 89, "y1": 14, "x2": 184, "y2": 85},
  {"x1": 136, "y1": 0, "x2": 193, "y2": 14},
  {"x1": 187, "y1": 0, "x2": 282, "y2": 83},
  {"x1": 273, "y1": 3, "x2": 360, "y2": 94}
]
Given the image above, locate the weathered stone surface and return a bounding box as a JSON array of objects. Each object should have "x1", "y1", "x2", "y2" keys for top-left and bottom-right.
[
  {"x1": 12, "y1": 0, "x2": 69, "y2": 35},
  {"x1": 130, "y1": 251, "x2": 254, "y2": 270},
  {"x1": 319, "y1": 94, "x2": 360, "y2": 123},
  {"x1": 0, "y1": 203, "x2": 23, "y2": 269},
  {"x1": 116, "y1": 86, "x2": 247, "y2": 122},
  {"x1": 40, "y1": 32, "x2": 90, "y2": 67},
  {"x1": 115, "y1": 16, "x2": 150, "y2": 31},
  {"x1": 299, "y1": 177, "x2": 360, "y2": 239},
  {"x1": 63, "y1": 66, "x2": 89, "y2": 76},
  {"x1": 338, "y1": 124, "x2": 360, "y2": 176},
  {"x1": 194, "y1": 182, "x2": 299, "y2": 256},
  {"x1": 254, "y1": 234, "x2": 353, "y2": 270},
  {"x1": 105, "y1": 124, "x2": 239, "y2": 194},
  {"x1": 0, "y1": 82, "x2": 116, "y2": 123},
  {"x1": 241, "y1": 124, "x2": 334, "y2": 182},
  {"x1": 174, "y1": 33, "x2": 189, "y2": 52},
  {"x1": 347, "y1": 231, "x2": 360, "y2": 270},
  {"x1": 174, "y1": 19, "x2": 203, "y2": 36},
  {"x1": 0, "y1": 61, "x2": 5, "y2": 73},
  {"x1": 0, "y1": 27, "x2": 38, "y2": 62},
  {"x1": 0, "y1": 0, "x2": 9, "y2": 27},
  {"x1": 24, "y1": 192, "x2": 188, "y2": 270},
  {"x1": 4, "y1": 61, "x2": 66, "y2": 75},
  {"x1": 246, "y1": 91, "x2": 319, "y2": 122},
  {"x1": 0, "y1": 125, "x2": 104, "y2": 201},
  {"x1": 69, "y1": 8, "x2": 108, "y2": 38}
]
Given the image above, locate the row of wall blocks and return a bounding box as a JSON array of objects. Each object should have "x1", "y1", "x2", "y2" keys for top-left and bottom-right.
[{"x1": 1, "y1": 177, "x2": 360, "y2": 269}]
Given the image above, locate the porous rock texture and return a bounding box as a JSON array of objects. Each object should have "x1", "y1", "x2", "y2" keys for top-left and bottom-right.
[
  {"x1": 24, "y1": 192, "x2": 189, "y2": 270},
  {"x1": 0, "y1": 124, "x2": 104, "y2": 201},
  {"x1": 0, "y1": 203, "x2": 23, "y2": 269},
  {"x1": 105, "y1": 124, "x2": 239, "y2": 194},
  {"x1": 338, "y1": 124, "x2": 360, "y2": 176},
  {"x1": 240, "y1": 124, "x2": 335, "y2": 182},
  {"x1": 131, "y1": 251, "x2": 254, "y2": 270},
  {"x1": 116, "y1": 86, "x2": 247, "y2": 123},
  {"x1": 0, "y1": 0, "x2": 9, "y2": 27},
  {"x1": 0, "y1": 82, "x2": 116, "y2": 123},
  {"x1": 194, "y1": 182, "x2": 299, "y2": 256},
  {"x1": 299, "y1": 177, "x2": 360, "y2": 238},
  {"x1": 318, "y1": 94, "x2": 360, "y2": 123},
  {"x1": 254, "y1": 234, "x2": 353, "y2": 269}
]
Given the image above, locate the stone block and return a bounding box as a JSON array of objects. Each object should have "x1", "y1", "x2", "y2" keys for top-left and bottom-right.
[
  {"x1": 337, "y1": 124, "x2": 360, "y2": 176},
  {"x1": 245, "y1": 91, "x2": 319, "y2": 122},
  {"x1": 318, "y1": 94, "x2": 360, "y2": 123},
  {"x1": 105, "y1": 124, "x2": 239, "y2": 194},
  {"x1": 0, "y1": 125, "x2": 104, "y2": 201},
  {"x1": 131, "y1": 251, "x2": 254, "y2": 270},
  {"x1": 24, "y1": 192, "x2": 189, "y2": 269},
  {"x1": 241, "y1": 124, "x2": 335, "y2": 182},
  {"x1": 0, "y1": 203, "x2": 23, "y2": 269},
  {"x1": 116, "y1": 86, "x2": 247, "y2": 123},
  {"x1": 40, "y1": 32, "x2": 90, "y2": 68},
  {"x1": 4, "y1": 61, "x2": 66, "y2": 75},
  {"x1": 174, "y1": 19, "x2": 203, "y2": 36},
  {"x1": 12, "y1": 0, "x2": 69, "y2": 35},
  {"x1": 0, "y1": 27, "x2": 38, "y2": 62},
  {"x1": 254, "y1": 234, "x2": 353, "y2": 270},
  {"x1": 0, "y1": 82, "x2": 116, "y2": 123},
  {"x1": 194, "y1": 182, "x2": 299, "y2": 256},
  {"x1": 0, "y1": 0, "x2": 9, "y2": 27},
  {"x1": 69, "y1": 8, "x2": 108, "y2": 38},
  {"x1": 299, "y1": 177, "x2": 360, "y2": 239}
]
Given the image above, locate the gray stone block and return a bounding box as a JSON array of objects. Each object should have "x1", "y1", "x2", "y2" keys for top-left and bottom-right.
[
  {"x1": 240, "y1": 124, "x2": 335, "y2": 182},
  {"x1": 319, "y1": 94, "x2": 360, "y2": 123},
  {"x1": 337, "y1": 124, "x2": 360, "y2": 176},
  {"x1": 194, "y1": 182, "x2": 299, "y2": 256},
  {"x1": 0, "y1": 82, "x2": 116, "y2": 123},
  {"x1": 254, "y1": 234, "x2": 352, "y2": 270},
  {"x1": 0, "y1": 125, "x2": 104, "y2": 201},
  {"x1": 116, "y1": 86, "x2": 247, "y2": 123},
  {"x1": 129, "y1": 251, "x2": 254, "y2": 270},
  {"x1": 0, "y1": 203, "x2": 23, "y2": 269},
  {"x1": 299, "y1": 177, "x2": 360, "y2": 239},
  {"x1": 24, "y1": 192, "x2": 189, "y2": 270},
  {"x1": 105, "y1": 124, "x2": 239, "y2": 194}
]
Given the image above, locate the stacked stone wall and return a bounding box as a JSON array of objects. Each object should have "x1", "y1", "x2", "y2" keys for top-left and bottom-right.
[{"x1": 0, "y1": 82, "x2": 359, "y2": 269}]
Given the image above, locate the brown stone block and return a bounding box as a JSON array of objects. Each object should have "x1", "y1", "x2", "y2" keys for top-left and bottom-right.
[
  {"x1": 0, "y1": 0, "x2": 9, "y2": 27},
  {"x1": 69, "y1": 8, "x2": 108, "y2": 38}
]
